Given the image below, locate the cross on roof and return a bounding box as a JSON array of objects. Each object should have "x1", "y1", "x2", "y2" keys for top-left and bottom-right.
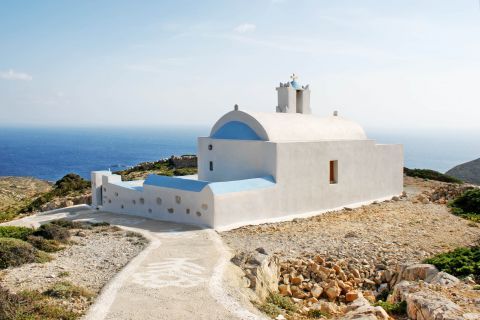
[{"x1": 290, "y1": 73, "x2": 298, "y2": 81}]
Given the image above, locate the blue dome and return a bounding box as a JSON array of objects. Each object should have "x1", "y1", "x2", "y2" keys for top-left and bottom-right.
[{"x1": 290, "y1": 80, "x2": 302, "y2": 90}]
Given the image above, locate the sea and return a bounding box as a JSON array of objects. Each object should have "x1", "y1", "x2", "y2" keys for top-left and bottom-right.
[{"x1": 0, "y1": 126, "x2": 479, "y2": 182}]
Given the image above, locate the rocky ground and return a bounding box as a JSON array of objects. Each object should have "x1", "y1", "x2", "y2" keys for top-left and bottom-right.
[
  {"x1": 222, "y1": 177, "x2": 480, "y2": 319},
  {"x1": 0, "y1": 225, "x2": 148, "y2": 315}
]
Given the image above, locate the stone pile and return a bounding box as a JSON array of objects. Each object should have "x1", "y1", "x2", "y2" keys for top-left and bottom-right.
[
  {"x1": 277, "y1": 256, "x2": 395, "y2": 305},
  {"x1": 413, "y1": 184, "x2": 475, "y2": 205}
]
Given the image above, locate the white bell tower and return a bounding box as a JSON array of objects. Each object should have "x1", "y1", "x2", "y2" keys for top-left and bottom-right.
[{"x1": 276, "y1": 74, "x2": 311, "y2": 114}]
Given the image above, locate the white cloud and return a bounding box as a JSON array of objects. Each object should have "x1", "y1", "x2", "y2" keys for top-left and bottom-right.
[
  {"x1": 0, "y1": 69, "x2": 33, "y2": 81},
  {"x1": 234, "y1": 23, "x2": 256, "y2": 33}
]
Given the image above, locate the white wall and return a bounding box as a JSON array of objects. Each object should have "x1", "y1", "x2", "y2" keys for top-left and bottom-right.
[
  {"x1": 197, "y1": 138, "x2": 277, "y2": 182},
  {"x1": 210, "y1": 140, "x2": 403, "y2": 229},
  {"x1": 99, "y1": 175, "x2": 214, "y2": 227},
  {"x1": 274, "y1": 140, "x2": 403, "y2": 215}
]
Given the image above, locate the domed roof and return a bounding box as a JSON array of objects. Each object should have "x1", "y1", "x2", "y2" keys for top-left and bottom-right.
[{"x1": 210, "y1": 110, "x2": 368, "y2": 142}]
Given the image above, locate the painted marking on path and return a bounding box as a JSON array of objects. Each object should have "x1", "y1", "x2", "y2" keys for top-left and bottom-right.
[{"x1": 131, "y1": 258, "x2": 206, "y2": 288}]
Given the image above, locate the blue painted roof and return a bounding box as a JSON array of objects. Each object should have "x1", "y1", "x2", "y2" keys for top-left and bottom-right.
[
  {"x1": 144, "y1": 174, "x2": 209, "y2": 192},
  {"x1": 211, "y1": 121, "x2": 262, "y2": 140},
  {"x1": 209, "y1": 176, "x2": 276, "y2": 194},
  {"x1": 110, "y1": 181, "x2": 144, "y2": 191}
]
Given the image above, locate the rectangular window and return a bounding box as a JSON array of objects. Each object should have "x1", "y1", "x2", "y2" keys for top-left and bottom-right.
[
  {"x1": 329, "y1": 160, "x2": 338, "y2": 184},
  {"x1": 209, "y1": 161, "x2": 213, "y2": 171}
]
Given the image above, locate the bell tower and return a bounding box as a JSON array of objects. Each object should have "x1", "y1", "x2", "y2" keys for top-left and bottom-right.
[{"x1": 276, "y1": 74, "x2": 311, "y2": 114}]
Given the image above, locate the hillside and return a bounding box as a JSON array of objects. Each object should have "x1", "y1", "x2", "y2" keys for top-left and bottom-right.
[
  {"x1": 0, "y1": 177, "x2": 52, "y2": 221},
  {"x1": 446, "y1": 157, "x2": 480, "y2": 185}
]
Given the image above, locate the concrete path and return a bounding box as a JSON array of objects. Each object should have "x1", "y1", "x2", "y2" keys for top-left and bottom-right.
[{"x1": 2, "y1": 207, "x2": 266, "y2": 320}]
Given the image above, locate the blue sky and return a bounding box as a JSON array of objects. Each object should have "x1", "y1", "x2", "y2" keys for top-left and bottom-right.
[{"x1": 1, "y1": 0, "x2": 480, "y2": 130}]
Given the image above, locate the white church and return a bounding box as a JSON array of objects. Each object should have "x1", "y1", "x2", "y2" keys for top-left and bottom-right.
[{"x1": 91, "y1": 76, "x2": 403, "y2": 230}]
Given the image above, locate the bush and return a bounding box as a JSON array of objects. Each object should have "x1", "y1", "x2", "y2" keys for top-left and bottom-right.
[
  {"x1": 374, "y1": 301, "x2": 407, "y2": 315},
  {"x1": 1, "y1": 285, "x2": 79, "y2": 320},
  {"x1": 0, "y1": 238, "x2": 41, "y2": 269},
  {"x1": 49, "y1": 219, "x2": 85, "y2": 229},
  {"x1": 450, "y1": 189, "x2": 480, "y2": 216},
  {"x1": 0, "y1": 226, "x2": 34, "y2": 240},
  {"x1": 307, "y1": 309, "x2": 328, "y2": 318},
  {"x1": 33, "y1": 224, "x2": 70, "y2": 243},
  {"x1": 27, "y1": 235, "x2": 63, "y2": 252},
  {"x1": 44, "y1": 281, "x2": 93, "y2": 299},
  {"x1": 0, "y1": 285, "x2": 22, "y2": 319},
  {"x1": 425, "y1": 246, "x2": 480, "y2": 278},
  {"x1": 267, "y1": 293, "x2": 297, "y2": 312},
  {"x1": 404, "y1": 167, "x2": 462, "y2": 183}
]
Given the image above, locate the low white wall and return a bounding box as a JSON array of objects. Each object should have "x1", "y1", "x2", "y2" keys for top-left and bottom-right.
[{"x1": 100, "y1": 176, "x2": 214, "y2": 227}]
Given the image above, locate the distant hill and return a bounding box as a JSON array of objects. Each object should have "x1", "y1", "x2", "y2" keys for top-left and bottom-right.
[{"x1": 446, "y1": 158, "x2": 480, "y2": 185}]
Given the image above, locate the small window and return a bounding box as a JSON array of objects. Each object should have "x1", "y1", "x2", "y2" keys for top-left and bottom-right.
[
  {"x1": 103, "y1": 187, "x2": 106, "y2": 192},
  {"x1": 132, "y1": 199, "x2": 136, "y2": 205},
  {"x1": 196, "y1": 211, "x2": 202, "y2": 217},
  {"x1": 108, "y1": 199, "x2": 112, "y2": 203},
  {"x1": 208, "y1": 144, "x2": 213, "y2": 150},
  {"x1": 115, "y1": 192, "x2": 119, "y2": 197},
  {"x1": 175, "y1": 196, "x2": 181, "y2": 204},
  {"x1": 139, "y1": 198, "x2": 145, "y2": 204},
  {"x1": 209, "y1": 161, "x2": 213, "y2": 171},
  {"x1": 156, "y1": 197, "x2": 162, "y2": 205},
  {"x1": 329, "y1": 160, "x2": 338, "y2": 184},
  {"x1": 201, "y1": 204, "x2": 208, "y2": 210},
  {"x1": 186, "y1": 208, "x2": 190, "y2": 214},
  {"x1": 121, "y1": 204, "x2": 124, "y2": 209},
  {"x1": 148, "y1": 208, "x2": 152, "y2": 213},
  {"x1": 167, "y1": 208, "x2": 174, "y2": 214}
]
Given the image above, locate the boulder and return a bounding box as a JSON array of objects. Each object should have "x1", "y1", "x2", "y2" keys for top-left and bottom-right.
[
  {"x1": 400, "y1": 264, "x2": 439, "y2": 283},
  {"x1": 406, "y1": 290, "x2": 463, "y2": 320},
  {"x1": 429, "y1": 272, "x2": 460, "y2": 287}
]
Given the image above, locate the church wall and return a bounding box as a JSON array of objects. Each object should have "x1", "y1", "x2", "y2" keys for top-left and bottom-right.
[
  {"x1": 210, "y1": 140, "x2": 403, "y2": 230},
  {"x1": 197, "y1": 138, "x2": 277, "y2": 182},
  {"x1": 274, "y1": 140, "x2": 403, "y2": 215}
]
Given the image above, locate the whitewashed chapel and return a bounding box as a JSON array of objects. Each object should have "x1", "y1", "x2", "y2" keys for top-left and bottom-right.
[{"x1": 91, "y1": 75, "x2": 403, "y2": 230}]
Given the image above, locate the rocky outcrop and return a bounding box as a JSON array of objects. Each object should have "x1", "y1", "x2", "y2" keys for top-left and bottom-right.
[
  {"x1": 39, "y1": 194, "x2": 91, "y2": 212},
  {"x1": 446, "y1": 158, "x2": 480, "y2": 186},
  {"x1": 231, "y1": 248, "x2": 280, "y2": 301}
]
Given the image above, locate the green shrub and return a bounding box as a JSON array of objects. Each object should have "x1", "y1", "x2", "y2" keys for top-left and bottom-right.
[
  {"x1": 49, "y1": 219, "x2": 85, "y2": 229},
  {"x1": 44, "y1": 281, "x2": 93, "y2": 299},
  {"x1": 374, "y1": 301, "x2": 407, "y2": 315},
  {"x1": 0, "y1": 226, "x2": 34, "y2": 240},
  {"x1": 0, "y1": 286, "x2": 79, "y2": 320},
  {"x1": 27, "y1": 235, "x2": 64, "y2": 252},
  {"x1": 307, "y1": 309, "x2": 328, "y2": 318},
  {"x1": 259, "y1": 302, "x2": 282, "y2": 318},
  {"x1": 425, "y1": 246, "x2": 480, "y2": 278},
  {"x1": 0, "y1": 238, "x2": 42, "y2": 269},
  {"x1": 450, "y1": 189, "x2": 480, "y2": 216},
  {"x1": 404, "y1": 168, "x2": 462, "y2": 183},
  {"x1": 267, "y1": 293, "x2": 297, "y2": 312},
  {"x1": 0, "y1": 285, "x2": 22, "y2": 319},
  {"x1": 33, "y1": 224, "x2": 70, "y2": 243}
]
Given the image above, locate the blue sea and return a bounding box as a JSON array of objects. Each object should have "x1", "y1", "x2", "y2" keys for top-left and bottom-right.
[{"x1": 0, "y1": 126, "x2": 479, "y2": 181}]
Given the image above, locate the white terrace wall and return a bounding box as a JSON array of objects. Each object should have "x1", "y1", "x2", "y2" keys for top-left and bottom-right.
[
  {"x1": 197, "y1": 138, "x2": 276, "y2": 182},
  {"x1": 99, "y1": 175, "x2": 214, "y2": 227}
]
